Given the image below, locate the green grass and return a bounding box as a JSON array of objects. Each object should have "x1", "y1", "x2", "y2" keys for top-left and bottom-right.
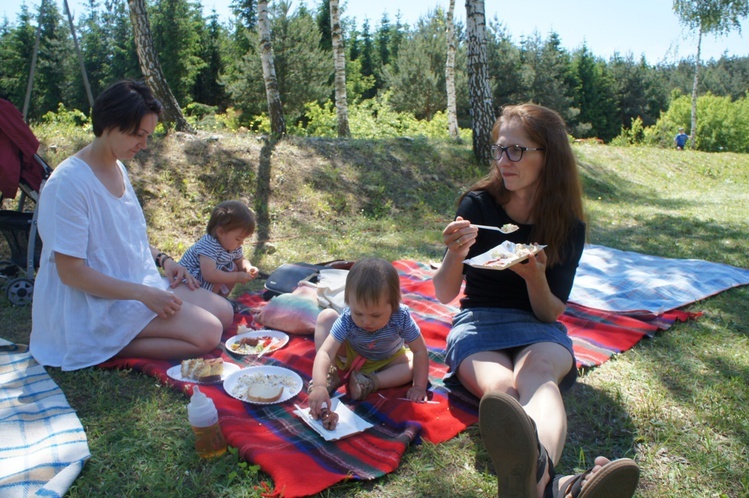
[{"x1": 1, "y1": 132, "x2": 747, "y2": 497}]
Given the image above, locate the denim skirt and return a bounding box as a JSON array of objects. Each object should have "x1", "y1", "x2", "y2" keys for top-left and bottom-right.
[{"x1": 444, "y1": 307, "x2": 577, "y2": 391}]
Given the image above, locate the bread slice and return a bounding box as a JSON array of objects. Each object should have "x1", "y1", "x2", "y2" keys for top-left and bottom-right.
[{"x1": 246, "y1": 382, "x2": 284, "y2": 403}]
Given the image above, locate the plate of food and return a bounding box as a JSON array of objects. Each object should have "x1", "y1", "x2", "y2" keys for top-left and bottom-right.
[
  {"x1": 224, "y1": 365, "x2": 303, "y2": 405},
  {"x1": 225, "y1": 329, "x2": 289, "y2": 356},
  {"x1": 464, "y1": 241, "x2": 546, "y2": 270},
  {"x1": 167, "y1": 358, "x2": 240, "y2": 384}
]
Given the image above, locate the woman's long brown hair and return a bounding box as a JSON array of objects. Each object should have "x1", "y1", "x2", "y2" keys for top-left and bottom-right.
[{"x1": 459, "y1": 104, "x2": 585, "y2": 267}]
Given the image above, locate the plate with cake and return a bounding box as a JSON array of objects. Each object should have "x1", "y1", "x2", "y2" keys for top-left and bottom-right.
[
  {"x1": 223, "y1": 365, "x2": 303, "y2": 405},
  {"x1": 225, "y1": 329, "x2": 289, "y2": 356},
  {"x1": 464, "y1": 241, "x2": 546, "y2": 270},
  {"x1": 167, "y1": 358, "x2": 240, "y2": 384}
]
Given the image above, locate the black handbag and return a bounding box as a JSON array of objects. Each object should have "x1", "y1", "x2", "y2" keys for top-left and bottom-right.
[{"x1": 262, "y1": 260, "x2": 355, "y2": 300}]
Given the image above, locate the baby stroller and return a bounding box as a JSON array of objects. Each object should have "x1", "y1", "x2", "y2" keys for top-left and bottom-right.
[{"x1": 0, "y1": 97, "x2": 53, "y2": 306}]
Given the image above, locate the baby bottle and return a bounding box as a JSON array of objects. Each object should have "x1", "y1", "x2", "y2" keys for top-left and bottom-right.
[{"x1": 187, "y1": 386, "x2": 227, "y2": 458}]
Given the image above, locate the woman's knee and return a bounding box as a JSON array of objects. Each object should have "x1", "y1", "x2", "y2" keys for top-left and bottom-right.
[
  {"x1": 516, "y1": 346, "x2": 572, "y2": 385},
  {"x1": 194, "y1": 314, "x2": 223, "y2": 351}
]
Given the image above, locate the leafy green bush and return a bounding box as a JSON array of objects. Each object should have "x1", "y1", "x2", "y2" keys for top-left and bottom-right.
[
  {"x1": 640, "y1": 92, "x2": 749, "y2": 152},
  {"x1": 40, "y1": 103, "x2": 89, "y2": 127},
  {"x1": 285, "y1": 93, "x2": 472, "y2": 141}
]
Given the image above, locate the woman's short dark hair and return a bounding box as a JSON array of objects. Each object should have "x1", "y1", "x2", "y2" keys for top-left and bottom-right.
[{"x1": 91, "y1": 80, "x2": 163, "y2": 137}]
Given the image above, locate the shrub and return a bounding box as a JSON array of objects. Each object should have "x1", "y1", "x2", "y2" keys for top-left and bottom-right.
[{"x1": 644, "y1": 92, "x2": 749, "y2": 152}]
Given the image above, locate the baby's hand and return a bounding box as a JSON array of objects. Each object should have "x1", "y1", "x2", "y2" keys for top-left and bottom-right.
[
  {"x1": 248, "y1": 266, "x2": 259, "y2": 279},
  {"x1": 236, "y1": 271, "x2": 253, "y2": 284},
  {"x1": 406, "y1": 385, "x2": 428, "y2": 403},
  {"x1": 307, "y1": 385, "x2": 331, "y2": 420}
]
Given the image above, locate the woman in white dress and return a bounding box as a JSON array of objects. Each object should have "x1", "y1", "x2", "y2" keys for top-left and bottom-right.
[{"x1": 30, "y1": 80, "x2": 233, "y2": 370}]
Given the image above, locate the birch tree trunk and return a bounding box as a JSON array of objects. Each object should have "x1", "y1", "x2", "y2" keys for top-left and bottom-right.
[
  {"x1": 258, "y1": 0, "x2": 286, "y2": 138},
  {"x1": 63, "y1": 0, "x2": 94, "y2": 108},
  {"x1": 445, "y1": 0, "x2": 460, "y2": 140},
  {"x1": 690, "y1": 26, "x2": 702, "y2": 148},
  {"x1": 465, "y1": 0, "x2": 494, "y2": 162},
  {"x1": 128, "y1": 0, "x2": 193, "y2": 132},
  {"x1": 330, "y1": 0, "x2": 350, "y2": 138},
  {"x1": 23, "y1": 0, "x2": 45, "y2": 121}
]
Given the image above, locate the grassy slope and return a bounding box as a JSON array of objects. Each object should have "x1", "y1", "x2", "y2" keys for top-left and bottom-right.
[{"x1": 1, "y1": 130, "x2": 747, "y2": 497}]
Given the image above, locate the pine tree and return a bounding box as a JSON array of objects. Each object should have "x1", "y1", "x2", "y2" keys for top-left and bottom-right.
[
  {"x1": 128, "y1": 0, "x2": 193, "y2": 131},
  {"x1": 150, "y1": 0, "x2": 205, "y2": 105},
  {"x1": 0, "y1": 6, "x2": 38, "y2": 106},
  {"x1": 192, "y1": 10, "x2": 228, "y2": 108}
]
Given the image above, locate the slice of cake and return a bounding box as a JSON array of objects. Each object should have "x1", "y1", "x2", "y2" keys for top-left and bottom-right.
[{"x1": 180, "y1": 358, "x2": 224, "y2": 383}]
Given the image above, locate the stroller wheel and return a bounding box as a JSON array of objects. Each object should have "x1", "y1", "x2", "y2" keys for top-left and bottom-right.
[{"x1": 6, "y1": 277, "x2": 34, "y2": 306}]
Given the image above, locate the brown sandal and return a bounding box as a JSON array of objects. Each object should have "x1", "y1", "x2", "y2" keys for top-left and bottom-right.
[
  {"x1": 348, "y1": 371, "x2": 378, "y2": 400},
  {"x1": 307, "y1": 364, "x2": 344, "y2": 394},
  {"x1": 549, "y1": 458, "x2": 639, "y2": 498}
]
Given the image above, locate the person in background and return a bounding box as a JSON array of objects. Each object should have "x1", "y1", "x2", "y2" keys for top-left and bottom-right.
[
  {"x1": 179, "y1": 199, "x2": 259, "y2": 299},
  {"x1": 30, "y1": 80, "x2": 232, "y2": 371},
  {"x1": 307, "y1": 257, "x2": 429, "y2": 419},
  {"x1": 674, "y1": 127, "x2": 689, "y2": 150},
  {"x1": 433, "y1": 103, "x2": 640, "y2": 498}
]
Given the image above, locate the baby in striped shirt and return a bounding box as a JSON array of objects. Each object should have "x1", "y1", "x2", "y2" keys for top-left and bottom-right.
[{"x1": 179, "y1": 200, "x2": 259, "y2": 296}]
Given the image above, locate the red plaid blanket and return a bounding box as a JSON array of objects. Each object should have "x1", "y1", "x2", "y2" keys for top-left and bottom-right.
[{"x1": 99, "y1": 260, "x2": 697, "y2": 497}]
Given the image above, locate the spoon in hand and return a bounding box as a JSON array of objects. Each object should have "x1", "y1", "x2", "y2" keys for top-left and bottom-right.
[{"x1": 472, "y1": 223, "x2": 519, "y2": 234}]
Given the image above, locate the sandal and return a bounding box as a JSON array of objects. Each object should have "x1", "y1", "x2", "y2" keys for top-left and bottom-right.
[
  {"x1": 307, "y1": 364, "x2": 344, "y2": 394},
  {"x1": 548, "y1": 458, "x2": 639, "y2": 498},
  {"x1": 348, "y1": 371, "x2": 378, "y2": 400},
  {"x1": 479, "y1": 391, "x2": 550, "y2": 497}
]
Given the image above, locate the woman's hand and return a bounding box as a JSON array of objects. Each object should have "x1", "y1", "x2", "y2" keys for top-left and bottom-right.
[
  {"x1": 442, "y1": 216, "x2": 477, "y2": 256},
  {"x1": 509, "y1": 248, "x2": 547, "y2": 283},
  {"x1": 163, "y1": 258, "x2": 199, "y2": 289},
  {"x1": 140, "y1": 285, "x2": 183, "y2": 319}
]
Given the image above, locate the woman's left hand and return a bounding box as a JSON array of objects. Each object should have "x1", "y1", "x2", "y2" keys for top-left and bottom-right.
[
  {"x1": 509, "y1": 249, "x2": 547, "y2": 282},
  {"x1": 163, "y1": 258, "x2": 199, "y2": 289}
]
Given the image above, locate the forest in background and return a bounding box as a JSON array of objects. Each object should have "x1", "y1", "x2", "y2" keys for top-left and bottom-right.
[{"x1": 1, "y1": 0, "x2": 748, "y2": 148}]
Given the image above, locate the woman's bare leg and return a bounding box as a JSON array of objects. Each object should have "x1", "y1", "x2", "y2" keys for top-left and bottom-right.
[{"x1": 117, "y1": 285, "x2": 231, "y2": 359}]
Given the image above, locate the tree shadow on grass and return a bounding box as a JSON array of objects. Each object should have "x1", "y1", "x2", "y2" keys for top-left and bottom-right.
[{"x1": 588, "y1": 212, "x2": 748, "y2": 266}]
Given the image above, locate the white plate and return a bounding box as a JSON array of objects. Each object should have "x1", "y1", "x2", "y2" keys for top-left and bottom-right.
[
  {"x1": 166, "y1": 362, "x2": 240, "y2": 384},
  {"x1": 225, "y1": 329, "x2": 289, "y2": 356},
  {"x1": 223, "y1": 365, "x2": 303, "y2": 405},
  {"x1": 464, "y1": 241, "x2": 547, "y2": 271}
]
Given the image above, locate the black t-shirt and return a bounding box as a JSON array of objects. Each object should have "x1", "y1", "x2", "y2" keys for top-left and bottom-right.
[{"x1": 455, "y1": 191, "x2": 586, "y2": 312}]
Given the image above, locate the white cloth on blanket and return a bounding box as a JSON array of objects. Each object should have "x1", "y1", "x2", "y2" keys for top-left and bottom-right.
[
  {"x1": 569, "y1": 244, "x2": 749, "y2": 314},
  {"x1": 0, "y1": 341, "x2": 90, "y2": 498},
  {"x1": 316, "y1": 269, "x2": 349, "y2": 313}
]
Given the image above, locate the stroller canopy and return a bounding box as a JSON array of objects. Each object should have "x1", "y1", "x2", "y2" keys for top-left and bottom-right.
[{"x1": 0, "y1": 98, "x2": 43, "y2": 199}]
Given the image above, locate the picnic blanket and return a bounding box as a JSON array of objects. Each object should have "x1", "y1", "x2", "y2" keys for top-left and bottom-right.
[
  {"x1": 0, "y1": 340, "x2": 90, "y2": 498},
  {"x1": 570, "y1": 244, "x2": 749, "y2": 314},
  {"x1": 98, "y1": 258, "x2": 700, "y2": 496}
]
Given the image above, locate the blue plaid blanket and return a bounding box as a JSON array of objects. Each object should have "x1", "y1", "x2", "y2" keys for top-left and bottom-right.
[
  {"x1": 0, "y1": 340, "x2": 90, "y2": 498},
  {"x1": 570, "y1": 245, "x2": 749, "y2": 314}
]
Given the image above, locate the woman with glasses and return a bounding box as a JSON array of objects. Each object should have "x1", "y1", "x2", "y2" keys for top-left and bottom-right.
[{"x1": 433, "y1": 103, "x2": 639, "y2": 498}]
